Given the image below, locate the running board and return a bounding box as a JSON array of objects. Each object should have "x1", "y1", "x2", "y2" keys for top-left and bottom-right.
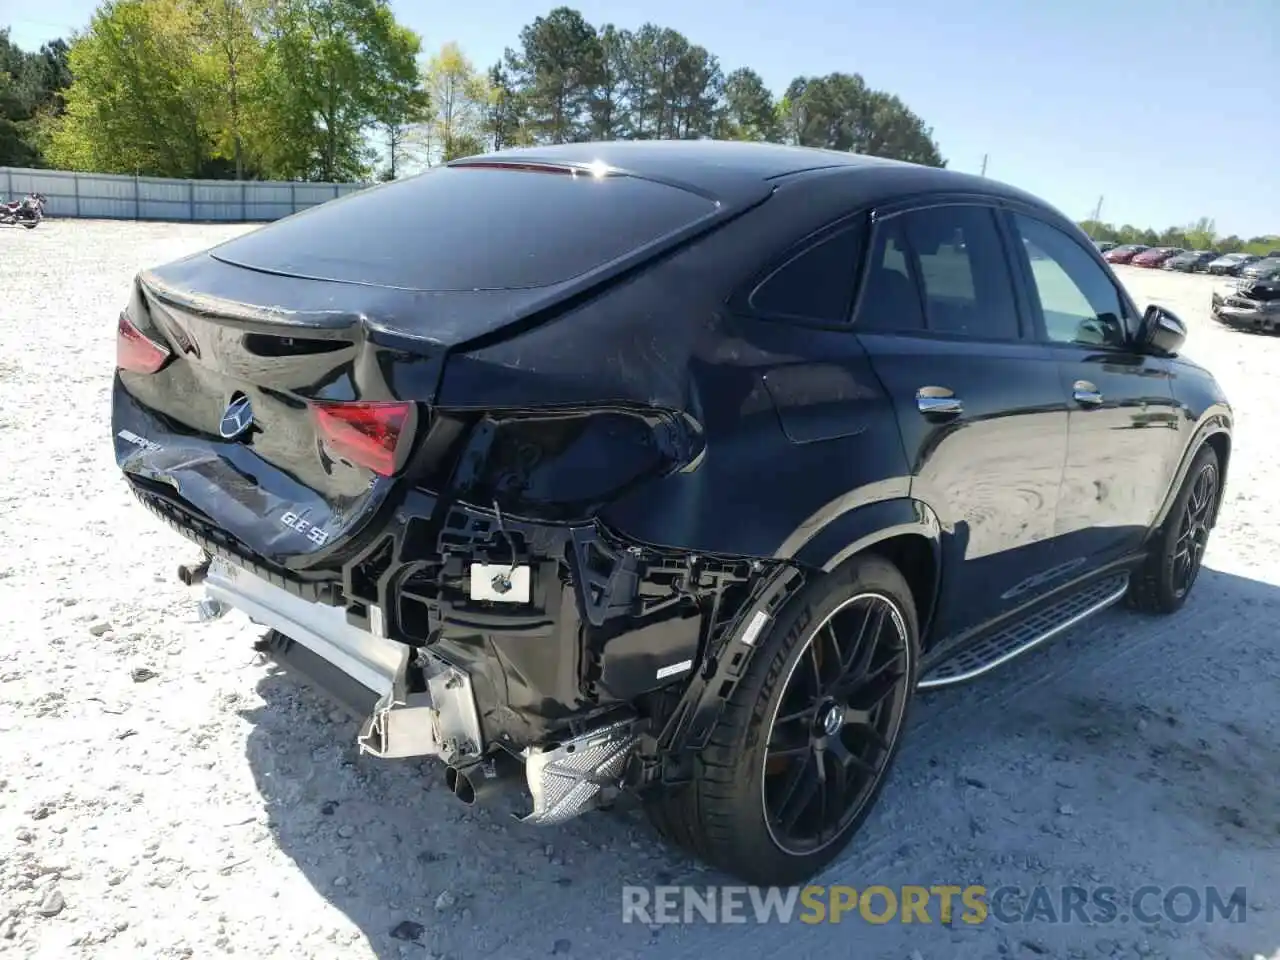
[{"x1": 918, "y1": 572, "x2": 1129, "y2": 689}]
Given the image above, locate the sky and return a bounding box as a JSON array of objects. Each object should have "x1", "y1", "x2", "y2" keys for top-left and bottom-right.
[{"x1": 4, "y1": 0, "x2": 1277, "y2": 237}]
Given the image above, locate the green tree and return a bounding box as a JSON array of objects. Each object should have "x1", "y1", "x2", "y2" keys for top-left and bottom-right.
[
  {"x1": 257, "y1": 0, "x2": 423, "y2": 181},
  {"x1": 420, "y1": 41, "x2": 486, "y2": 163},
  {"x1": 718, "y1": 67, "x2": 778, "y2": 142},
  {"x1": 621, "y1": 25, "x2": 715, "y2": 140},
  {"x1": 194, "y1": 0, "x2": 268, "y2": 179},
  {"x1": 1, "y1": 30, "x2": 73, "y2": 167},
  {"x1": 779, "y1": 72, "x2": 944, "y2": 166},
  {"x1": 372, "y1": 22, "x2": 427, "y2": 178},
  {"x1": 47, "y1": 0, "x2": 221, "y2": 176},
  {"x1": 586, "y1": 24, "x2": 626, "y2": 140},
  {"x1": 667, "y1": 40, "x2": 721, "y2": 138},
  {"x1": 1081, "y1": 219, "x2": 1277, "y2": 256},
  {"x1": 1078, "y1": 219, "x2": 1113, "y2": 241},
  {"x1": 507, "y1": 6, "x2": 598, "y2": 143},
  {"x1": 482, "y1": 60, "x2": 528, "y2": 151}
]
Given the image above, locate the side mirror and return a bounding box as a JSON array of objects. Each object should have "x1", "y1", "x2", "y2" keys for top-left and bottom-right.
[{"x1": 1138, "y1": 304, "x2": 1186, "y2": 356}]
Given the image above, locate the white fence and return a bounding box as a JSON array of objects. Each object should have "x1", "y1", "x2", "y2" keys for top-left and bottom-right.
[{"x1": 0, "y1": 167, "x2": 370, "y2": 222}]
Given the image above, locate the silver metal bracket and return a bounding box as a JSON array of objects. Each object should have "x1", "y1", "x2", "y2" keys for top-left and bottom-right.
[{"x1": 356, "y1": 646, "x2": 483, "y2": 764}]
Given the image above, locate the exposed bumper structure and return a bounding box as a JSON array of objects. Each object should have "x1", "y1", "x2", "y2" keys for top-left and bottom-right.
[
  {"x1": 201, "y1": 556, "x2": 640, "y2": 823},
  {"x1": 207, "y1": 555, "x2": 485, "y2": 764},
  {"x1": 206, "y1": 556, "x2": 401, "y2": 699}
]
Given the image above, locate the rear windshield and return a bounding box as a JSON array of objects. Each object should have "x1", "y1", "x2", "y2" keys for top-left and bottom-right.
[{"x1": 210, "y1": 166, "x2": 719, "y2": 291}]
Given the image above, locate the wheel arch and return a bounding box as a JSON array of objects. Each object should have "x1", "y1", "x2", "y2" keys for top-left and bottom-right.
[
  {"x1": 1152, "y1": 409, "x2": 1232, "y2": 533},
  {"x1": 1202, "y1": 429, "x2": 1231, "y2": 519},
  {"x1": 784, "y1": 496, "x2": 943, "y2": 639}
]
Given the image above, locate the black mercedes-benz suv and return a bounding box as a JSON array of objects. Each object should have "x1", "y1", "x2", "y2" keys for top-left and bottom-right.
[{"x1": 111, "y1": 141, "x2": 1231, "y2": 884}]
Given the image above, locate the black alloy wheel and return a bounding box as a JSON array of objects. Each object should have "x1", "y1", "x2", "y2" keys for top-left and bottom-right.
[
  {"x1": 761, "y1": 592, "x2": 912, "y2": 856},
  {"x1": 1172, "y1": 459, "x2": 1218, "y2": 599},
  {"x1": 1127, "y1": 443, "x2": 1221, "y2": 615}
]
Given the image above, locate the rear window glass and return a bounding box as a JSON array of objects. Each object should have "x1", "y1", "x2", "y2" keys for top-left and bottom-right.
[{"x1": 209, "y1": 166, "x2": 719, "y2": 291}]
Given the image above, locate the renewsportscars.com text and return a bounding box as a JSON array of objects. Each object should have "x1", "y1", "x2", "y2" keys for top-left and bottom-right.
[{"x1": 621, "y1": 884, "x2": 1248, "y2": 926}]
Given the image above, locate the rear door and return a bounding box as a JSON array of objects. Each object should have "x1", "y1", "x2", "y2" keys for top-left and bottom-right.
[
  {"x1": 853, "y1": 202, "x2": 1071, "y2": 640},
  {"x1": 1003, "y1": 211, "x2": 1180, "y2": 568}
]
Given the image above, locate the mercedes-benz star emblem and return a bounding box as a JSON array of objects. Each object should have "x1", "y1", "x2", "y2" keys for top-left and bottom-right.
[
  {"x1": 219, "y1": 394, "x2": 254, "y2": 440},
  {"x1": 821, "y1": 704, "x2": 844, "y2": 737}
]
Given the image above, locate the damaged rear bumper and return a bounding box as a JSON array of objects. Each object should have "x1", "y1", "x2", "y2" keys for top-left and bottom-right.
[
  {"x1": 204, "y1": 555, "x2": 644, "y2": 824},
  {"x1": 205, "y1": 556, "x2": 483, "y2": 762}
]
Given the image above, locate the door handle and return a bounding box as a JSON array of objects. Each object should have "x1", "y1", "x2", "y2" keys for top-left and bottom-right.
[
  {"x1": 1072, "y1": 380, "x2": 1104, "y2": 407},
  {"x1": 916, "y1": 386, "x2": 963, "y2": 416}
]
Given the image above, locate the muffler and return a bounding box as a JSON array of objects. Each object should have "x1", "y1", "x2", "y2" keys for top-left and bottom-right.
[{"x1": 446, "y1": 754, "x2": 523, "y2": 805}]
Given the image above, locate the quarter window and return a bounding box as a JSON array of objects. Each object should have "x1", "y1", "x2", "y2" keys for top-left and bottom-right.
[
  {"x1": 749, "y1": 226, "x2": 863, "y2": 323},
  {"x1": 899, "y1": 205, "x2": 1021, "y2": 340},
  {"x1": 1011, "y1": 213, "x2": 1129, "y2": 348}
]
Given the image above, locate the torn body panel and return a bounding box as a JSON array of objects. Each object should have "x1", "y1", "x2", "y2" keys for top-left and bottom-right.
[{"x1": 339, "y1": 481, "x2": 793, "y2": 753}]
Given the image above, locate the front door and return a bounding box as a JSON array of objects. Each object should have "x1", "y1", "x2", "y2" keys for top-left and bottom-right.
[
  {"x1": 1003, "y1": 211, "x2": 1181, "y2": 569},
  {"x1": 853, "y1": 202, "x2": 1071, "y2": 641}
]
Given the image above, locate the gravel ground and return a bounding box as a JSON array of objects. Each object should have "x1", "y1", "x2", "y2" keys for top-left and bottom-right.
[{"x1": 0, "y1": 221, "x2": 1276, "y2": 960}]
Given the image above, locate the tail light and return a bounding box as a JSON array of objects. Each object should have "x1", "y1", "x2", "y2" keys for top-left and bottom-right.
[
  {"x1": 311, "y1": 400, "x2": 412, "y2": 476},
  {"x1": 446, "y1": 408, "x2": 703, "y2": 522},
  {"x1": 117, "y1": 312, "x2": 172, "y2": 374}
]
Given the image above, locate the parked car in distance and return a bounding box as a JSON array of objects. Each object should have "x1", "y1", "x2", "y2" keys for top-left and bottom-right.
[
  {"x1": 1131, "y1": 247, "x2": 1185, "y2": 268},
  {"x1": 1092, "y1": 239, "x2": 1118, "y2": 253},
  {"x1": 111, "y1": 139, "x2": 1233, "y2": 885},
  {"x1": 1238, "y1": 257, "x2": 1280, "y2": 281},
  {"x1": 1163, "y1": 250, "x2": 1218, "y2": 272},
  {"x1": 1212, "y1": 274, "x2": 1280, "y2": 332},
  {"x1": 1104, "y1": 244, "x2": 1150, "y2": 264},
  {"x1": 1207, "y1": 252, "x2": 1260, "y2": 276}
]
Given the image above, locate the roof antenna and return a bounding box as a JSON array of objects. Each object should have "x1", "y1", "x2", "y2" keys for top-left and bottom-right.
[{"x1": 490, "y1": 500, "x2": 518, "y2": 595}]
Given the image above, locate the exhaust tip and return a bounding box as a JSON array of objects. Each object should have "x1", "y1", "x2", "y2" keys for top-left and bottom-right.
[
  {"x1": 446, "y1": 765, "x2": 478, "y2": 804},
  {"x1": 446, "y1": 757, "x2": 524, "y2": 806},
  {"x1": 177, "y1": 556, "x2": 211, "y2": 586}
]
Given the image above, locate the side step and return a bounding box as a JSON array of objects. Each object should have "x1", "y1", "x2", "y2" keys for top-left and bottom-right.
[{"x1": 918, "y1": 572, "x2": 1129, "y2": 689}]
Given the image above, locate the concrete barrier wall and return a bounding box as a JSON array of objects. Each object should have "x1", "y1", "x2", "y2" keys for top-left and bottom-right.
[{"x1": 0, "y1": 167, "x2": 370, "y2": 222}]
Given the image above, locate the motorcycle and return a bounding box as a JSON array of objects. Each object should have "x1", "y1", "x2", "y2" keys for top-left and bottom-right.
[{"x1": 0, "y1": 192, "x2": 47, "y2": 229}]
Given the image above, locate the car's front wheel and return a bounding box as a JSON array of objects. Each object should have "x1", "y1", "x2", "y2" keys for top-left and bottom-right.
[{"x1": 646, "y1": 554, "x2": 919, "y2": 885}]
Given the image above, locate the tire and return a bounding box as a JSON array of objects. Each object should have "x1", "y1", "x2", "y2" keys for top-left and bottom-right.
[
  {"x1": 1127, "y1": 444, "x2": 1220, "y2": 615},
  {"x1": 645, "y1": 553, "x2": 919, "y2": 885}
]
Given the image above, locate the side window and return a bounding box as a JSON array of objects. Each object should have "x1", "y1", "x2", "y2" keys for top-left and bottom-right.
[
  {"x1": 899, "y1": 205, "x2": 1021, "y2": 340},
  {"x1": 749, "y1": 226, "x2": 862, "y2": 323},
  {"x1": 855, "y1": 219, "x2": 925, "y2": 332},
  {"x1": 1011, "y1": 213, "x2": 1129, "y2": 348}
]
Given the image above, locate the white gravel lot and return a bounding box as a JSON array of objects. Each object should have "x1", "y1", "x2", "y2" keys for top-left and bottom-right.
[{"x1": 0, "y1": 221, "x2": 1277, "y2": 960}]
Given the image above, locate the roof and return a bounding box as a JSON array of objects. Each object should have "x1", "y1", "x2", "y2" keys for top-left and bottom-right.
[
  {"x1": 454, "y1": 139, "x2": 1049, "y2": 218},
  {"x1": 456, "y1": 139, "x2": 887, "y2": 184}
]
